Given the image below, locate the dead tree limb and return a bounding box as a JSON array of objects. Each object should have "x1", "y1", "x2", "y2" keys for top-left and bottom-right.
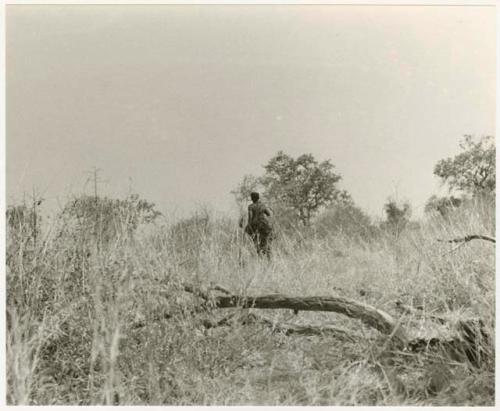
[
  {"x1": 180, "y1": 283, "x2": 490, "y2": 361},
  {"x1": 211, "y1": 293, "x2": 407, "y2": 345},
  {"x1": 438, "y1": 235, "x2": 495, "y2": 244},
  {"x1": 145, "y1": 284, "x2": 490, "y2": 366},
  {"x1": 180, "y1": 283, "x2": 407, "y2": 344}
]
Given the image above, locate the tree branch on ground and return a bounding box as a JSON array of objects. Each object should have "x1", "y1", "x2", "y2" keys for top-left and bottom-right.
[
  {"x1": 438, "y1": 235, "x2": 495, "y2": 244},
  {"x1": 134, "y1": 282, "x2": 490, "y2": 367},
  {"x1": 180, "y1": 283, "x2": 407, "y2": 345}
]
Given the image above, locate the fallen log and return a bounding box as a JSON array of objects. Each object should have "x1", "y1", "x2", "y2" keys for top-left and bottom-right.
[
  {"x1": 200, "y1": 307, "x2": 488, "y2": 367},
  {"x1": 134, "y1": 284, "x2": 490, "y2": 367},
  {"x1": 180, "y1": 283, "x2": 492, "y2": 364},
  {"x1": 189, "y1": 288, "x2": 408, "y2": 345}
]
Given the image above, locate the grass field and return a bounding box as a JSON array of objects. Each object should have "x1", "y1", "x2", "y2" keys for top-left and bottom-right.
[{"x1": 6, "y1": 196, "x2": 495, "y2": 405}]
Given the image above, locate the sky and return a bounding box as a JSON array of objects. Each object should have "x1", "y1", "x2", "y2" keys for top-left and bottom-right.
[{"x1": 6, "y1": 5, "x2": 496, "y2": 220}]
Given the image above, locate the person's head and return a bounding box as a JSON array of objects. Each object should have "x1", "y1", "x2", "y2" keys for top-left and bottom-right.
[{"x1": 250, "y1": 192, "x2": 260, "y2": 203}]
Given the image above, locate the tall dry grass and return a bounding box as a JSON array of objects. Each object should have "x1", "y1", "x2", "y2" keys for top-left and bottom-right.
[{"x1": 5, "y1": 195, "x2": 495, "y2": 405}]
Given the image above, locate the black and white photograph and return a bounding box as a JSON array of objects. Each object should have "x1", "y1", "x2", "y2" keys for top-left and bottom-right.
[{"x1": 4, "y1": 2, "x2": 496, "y2": 406}]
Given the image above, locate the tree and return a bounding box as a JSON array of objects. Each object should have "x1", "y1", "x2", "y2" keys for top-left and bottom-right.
[
  {"x1": 433, "y1": 135, "x2": 495, "y2": 196},
  {"x1": 260, "y1": 151, "x2": 348, "y2": 226},
  {"x1": 382, "y1": 198, "x2": 411, "y2": 237}
]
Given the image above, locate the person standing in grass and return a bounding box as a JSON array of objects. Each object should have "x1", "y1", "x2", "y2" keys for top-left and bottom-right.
[{"x1": 245, "y1": 192, "x2": 273, "y2": 259}]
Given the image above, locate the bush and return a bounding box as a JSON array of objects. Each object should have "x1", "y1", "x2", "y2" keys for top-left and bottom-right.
[{"x1": 314, "y1": 202, "x2": 374, "y2": 240}]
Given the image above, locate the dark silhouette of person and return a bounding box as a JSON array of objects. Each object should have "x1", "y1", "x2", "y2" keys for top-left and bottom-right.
[{"x1": 245, "y1": 192, "x2": 273, "y2": 258}]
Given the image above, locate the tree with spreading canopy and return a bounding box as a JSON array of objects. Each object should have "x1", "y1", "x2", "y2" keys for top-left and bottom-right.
[
  {"x1": 433, "y1": 135, "x2": 495, "y2": 196},
  {"x1": 232, "y1": 151, "x2": 349, "y2": 226},
  {"x1": 426, "y1": 135, "x2": 495, "y2": 216}
]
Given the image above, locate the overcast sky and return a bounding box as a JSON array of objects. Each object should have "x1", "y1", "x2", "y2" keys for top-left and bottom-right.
[{"x1": 6, "y1": 5, "x2": 496, "y2": 220}]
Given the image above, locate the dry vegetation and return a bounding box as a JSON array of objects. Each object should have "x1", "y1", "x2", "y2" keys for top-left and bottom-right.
[{"x1": 6, "y1": 195, "x2": 495, "y2": 405}]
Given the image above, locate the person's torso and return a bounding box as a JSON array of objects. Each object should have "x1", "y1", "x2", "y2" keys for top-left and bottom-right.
[{"x1": 249, "y1": 201, "x2": 271, "y2": 229}]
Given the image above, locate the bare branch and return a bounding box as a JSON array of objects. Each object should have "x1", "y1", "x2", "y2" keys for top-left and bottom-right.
[{"x1": 438, "y1": 235, "x2": 495, "y2": 244}]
